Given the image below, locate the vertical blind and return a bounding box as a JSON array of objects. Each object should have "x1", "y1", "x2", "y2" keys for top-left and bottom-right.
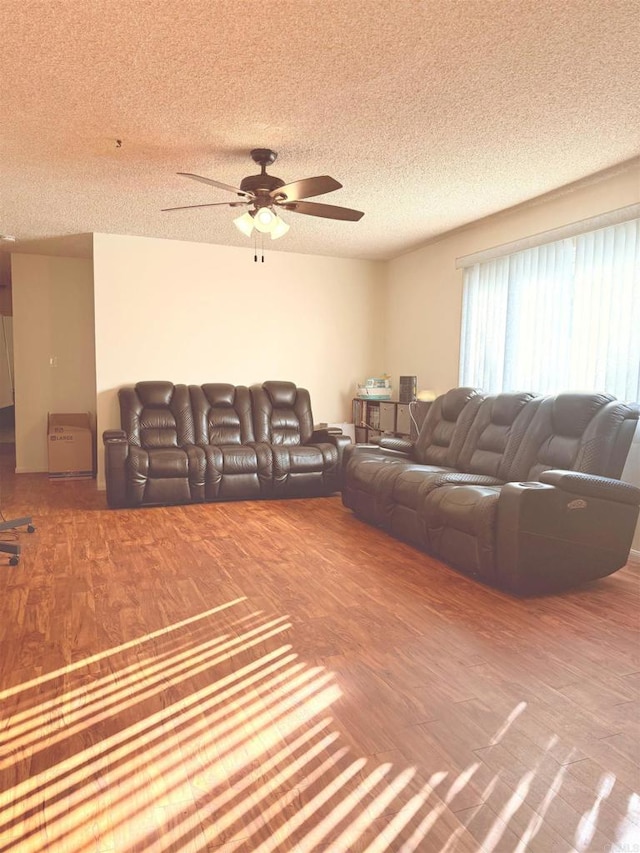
[{"x1": 459, "y1": 218, "x2": 640, "y2": 400}]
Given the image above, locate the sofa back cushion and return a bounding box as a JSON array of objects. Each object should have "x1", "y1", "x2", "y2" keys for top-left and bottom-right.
[
  {"x1": 456, "y1": 392, "x2": 541, "y2": 477},
  {"x1": 506, "y1": 392, "x2": 639, "y2": 481},
  {"x1": 190, "y1": 384, "x2": 254, "y2": 446},
  {"x1": 119, "y1": 381, "x2": 194, "y2": 448},
  {"x1": 572, "y1": 399, "x2": 640, "y2": 478},
  {"x1": 413, "y1": 387, "x2": 484, "y2": 467},
  {"x1": 251, "y1": 381, "x2": 315, "y2": 446}
]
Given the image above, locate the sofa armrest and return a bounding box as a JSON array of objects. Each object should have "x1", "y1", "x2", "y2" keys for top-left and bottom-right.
[
  {"x1": 312, "y1": 426, "x2": 344, "y2": 438},
  {"x1": 103, "y1": 429, "x2": 129, "y2": 508},
  {"x1": 310, "y1": 430, "x2": 352, "y2": 468},
  {"x1": 103, "y1": 429, "x2": 127, "y2": 443},
  {"x1": 311, "y1": 428, "x2": 340, "y2": 442},
  {"x1": 378, "y1": 436, "x2": 414, "y2": 455},
  {"x1": 496, "y1": 479, "x2": 640, "y2": 594},
  {"x1": 343, "y1": 443, "x2": 413, "y2": 469},
  {"x1": 539, "y1": 469, "x2": 640, "y2": 506}
]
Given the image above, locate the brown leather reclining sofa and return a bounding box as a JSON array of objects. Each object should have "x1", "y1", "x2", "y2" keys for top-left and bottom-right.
[
  {"x1": 342, "y1": 387, "x2": 640, "y2": 594},
  {"x1": 103, "y1": 380, "x2": 351, "y2": 509}
]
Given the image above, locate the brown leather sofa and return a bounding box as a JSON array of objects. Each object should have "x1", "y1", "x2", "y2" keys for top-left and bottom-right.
[
  {"x1": 103, "y1": 380, "x2": 350, "y2": 509},
  {"x1": 342, "y1": 387, "x2": 640, "y2": 594}
]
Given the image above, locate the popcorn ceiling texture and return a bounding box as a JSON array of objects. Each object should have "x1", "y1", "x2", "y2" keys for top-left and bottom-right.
[{"x1": 0, "y1": 0, "x2": 639, "y2": 260}]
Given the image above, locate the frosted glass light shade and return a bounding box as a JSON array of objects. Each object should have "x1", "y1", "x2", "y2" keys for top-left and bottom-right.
[
  {"x1": 270, "y1": 215, "x2": 290, "y2": 240},
  {"x1": 233, "y1": 211, "x2": 255, "y2": 236},
  {"x1": 253, "y1": 207, "x2": 276, "y2": 233}
]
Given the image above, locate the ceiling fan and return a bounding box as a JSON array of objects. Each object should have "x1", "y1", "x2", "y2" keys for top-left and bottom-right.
[{"x1": 162, "y1": 148, "x2": 364, "y2": 240}]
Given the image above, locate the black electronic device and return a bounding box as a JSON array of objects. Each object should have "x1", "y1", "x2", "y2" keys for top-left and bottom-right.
[{"x1": 399, "y1": 375, "x2": 417, "y2": 403}]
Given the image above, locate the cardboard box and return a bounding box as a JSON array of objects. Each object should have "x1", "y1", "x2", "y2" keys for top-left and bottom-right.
[{"x1": 48, "y1": 412, "x2": 94, "y2": 479}]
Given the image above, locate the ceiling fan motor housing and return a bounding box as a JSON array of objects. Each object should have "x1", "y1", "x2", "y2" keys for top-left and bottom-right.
[
  {"x1": 239, "y1": 173, "x2": 286, "y2": 198},
  {"x1": 241, "y1": 148, "x2": 285, "y2": 204}
]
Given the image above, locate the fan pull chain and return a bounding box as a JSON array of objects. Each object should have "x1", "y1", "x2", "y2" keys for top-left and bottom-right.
[{"x1": 252, "y1": 231, "x2": 266, "y2": 262}]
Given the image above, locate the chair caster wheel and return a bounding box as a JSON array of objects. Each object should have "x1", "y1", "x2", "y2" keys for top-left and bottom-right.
[
  {"x1": 9, "y1": 557, "x2": 19, "y2": 566},
  {"x1": 27, "y1": 525, "x2": 35, "y2": 533}
]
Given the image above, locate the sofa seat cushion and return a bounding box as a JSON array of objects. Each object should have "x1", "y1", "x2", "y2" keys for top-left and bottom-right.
[
  {"x1": 392, "y1": 466, "x2": 459, "y2": 509},
  {"x1": 221, "y1": 445, "x2": 265, "y2": 474},
  {"x1": 201, "y1": 444, "x2": 272, "y2": 500},
  {"x1": 147, "y1": 448, "x2": 190, "y2": 478},
  {"x1": 344, "y1": 461, "x2": 457, "y2": 530},
  {"x1": 271, "y1": 443, "x2": 339, "y2": 495},
  {"x1": 288, "y1": 445, "x2": 334, "y2": 471},
  {"x1": 422, "y1": 484, "x2": 504, "y2": 583},
  {"x1": 127, "y1": 446, "x2": 193, "y2": 506},
  {"x1": 347, "y1": 455, "x2": 415, "y2": 489},
  {"x1": 343, "y1": 458, "x2": 421, "y2": 526},
  {"x1": 384, "y1": 471, "x2": 506, "y2": 550},
  {"x1": 271, "y1": 442, "x2": 338, "y2": 473}
]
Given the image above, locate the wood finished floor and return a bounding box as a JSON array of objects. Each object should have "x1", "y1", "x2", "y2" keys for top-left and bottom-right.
[{"x1": 0, "y1": 446, "x2": 638, "y2": 852}]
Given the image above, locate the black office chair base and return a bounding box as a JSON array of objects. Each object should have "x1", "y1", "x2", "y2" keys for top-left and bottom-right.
[{"x1": 0, "y1": 516, "x2": 35, "y2": 566}]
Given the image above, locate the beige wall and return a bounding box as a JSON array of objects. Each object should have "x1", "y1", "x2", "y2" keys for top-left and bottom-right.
[
  {"x1": 385, "y1": 161, "x2": 640, "y2": 549},
  {"x1": 12, "y1": 253, "x2": 96, "y2": 472},
  {"x1": 93, "y1": 233, "x2": 385, "y2": 486}
]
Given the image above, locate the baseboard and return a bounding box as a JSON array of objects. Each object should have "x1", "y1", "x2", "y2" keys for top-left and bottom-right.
[
  {"x1": 14, "y1": 466, "x2": 46, "y2": 474},
  {"x1": 629, "y1": 548, "x2": 640, "y2": 565}
]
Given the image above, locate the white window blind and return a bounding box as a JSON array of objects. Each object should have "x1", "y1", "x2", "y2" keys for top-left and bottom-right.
[{"x1": 459, "y1": 218, "x2": 640, "y2": 401}]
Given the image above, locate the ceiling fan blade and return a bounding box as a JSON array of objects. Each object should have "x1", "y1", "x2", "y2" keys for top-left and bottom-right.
[
  {"x1": 177, "y1": 172, "x2": 254, "y2": 198},
  {"x1": 161, "y1": 201, "x2": 250, "y2": 212},
  {"x1": 277, "y1": 199, "x2": 364, "y2": 221},
  {"x1": 271, "y1": 175, "x2": 342, "y2": 201}
]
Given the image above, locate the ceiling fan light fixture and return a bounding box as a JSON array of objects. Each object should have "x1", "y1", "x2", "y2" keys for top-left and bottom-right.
[
  {"x1": 269, "y1": 215, "x2": 290, "y2": 240},
  {"x1": 253, "y1": 206, "x2": 277, "y2": 233},
  {"x1": 233, "y1": 211, "x2": 255, "y2": 237}
]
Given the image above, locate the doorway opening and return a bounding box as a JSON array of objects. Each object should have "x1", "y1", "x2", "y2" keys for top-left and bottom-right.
[{"x1": 0, "y1": 315, "x2": 15, "y2": 448}]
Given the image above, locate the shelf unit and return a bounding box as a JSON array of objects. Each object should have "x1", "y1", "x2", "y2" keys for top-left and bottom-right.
[{"x1": 352, "y1": 399, "x2": 431, "y2": 444}]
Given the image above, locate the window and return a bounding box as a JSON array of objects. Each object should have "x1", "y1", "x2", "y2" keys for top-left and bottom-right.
[{"x1": 459, "y1": 218, "x2": 640, "y2": 400}]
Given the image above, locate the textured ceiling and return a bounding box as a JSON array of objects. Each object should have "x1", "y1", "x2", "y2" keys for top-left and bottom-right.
[{"x1": 1, "y1": 0, "x2": 639, "y2": 261}]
